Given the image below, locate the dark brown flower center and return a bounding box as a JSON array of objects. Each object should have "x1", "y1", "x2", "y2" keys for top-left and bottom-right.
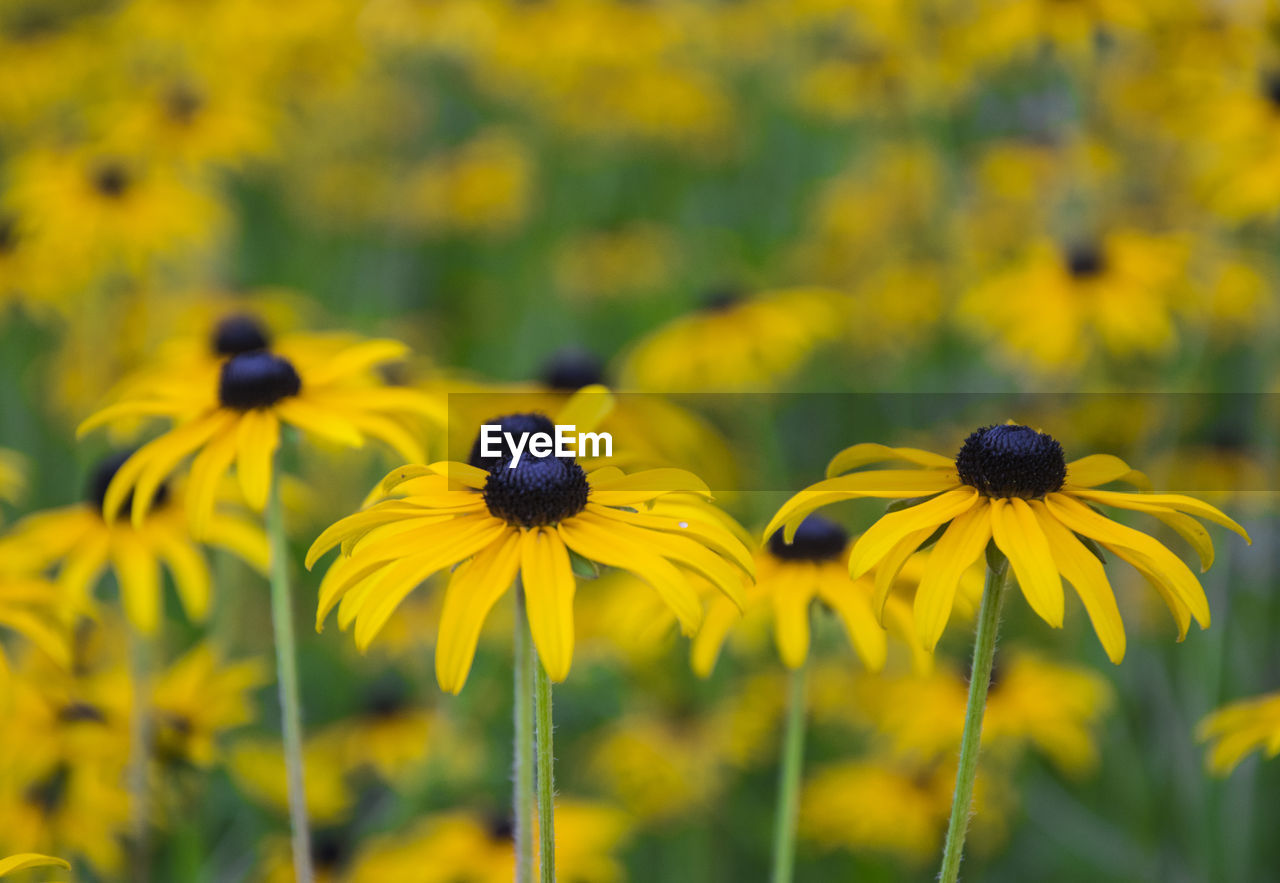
[
  {"x1": 218, "y1": 351, "x2": 301, "y2": 410},
  {"x1": 956, "y1": 425, "x2": 1066, "y2": 499}
]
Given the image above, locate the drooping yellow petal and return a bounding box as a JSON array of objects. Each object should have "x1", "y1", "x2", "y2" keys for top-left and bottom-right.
[
  {"x1": 111, "y1": 531, "x2": 161, "y2": 635},
  {"x1": 1065, "y1": 454, "x2": 1148, "y2": 489},
  {"x1": 557, "y1": 517, "x2": 702, "y2": 633},
  {"x1": 56, "y1": 528, "x2": 110, "y2": 612},
  {"x1": 425, "y1": 461, "x2": 490, "y2": 490},
  {"x1": 435, "y1": 531, "x2": 522, "y2": 694},
  {"x1": 871, "y1": 526, "x2": 938, "y2": 623},
  {"x1": 764, "y1": 471, "x2": 963, "y2": 543},
  {"x1": 202, "y1": 515, "x2": 270, "y2": 573},
  {"x1": 338, "y1": 410, "x2": 424, "y2": 464},
  {"x1": 584, "y1": 502, "x2": 755, "y2": 577},
  {"x1": 771, "y1": 567, "x2": 816, "y2": 669},
  {"x1": 911, "y1": 502, "x2": 993, "y2": 651},
  {"x1": 1067, "y1": 488, "x2": 1251, "y2": 543},
  {"x1": 847, "y1": 487, "x2": 979, "y2": 580},
  {"x1": 0, "y1": 609, "x2": 71, "y2": 668},
  {"x1": 376, "y1": 464, "x2": 434, "y2": 495},
  {"x1": 77, "y1": 399, "x2": 182, "y2": 437},
  {"x1": 306, "y1": 504, "x2": 444, "y2": 569},
  {"x1": 0, "y1": 854, "x2": 70, "y2": 877},
  {"x1": 587, "y1": 468, "x2": 712, "y2": 507},
  {"x1": 274, "y1": 397, "x2": 367, "y2": 449},
  {"x1": 304, "y1": 338, "x2": 410, "y2": 386},
  {"x1": 1102, "y1": 542, "x2": 1191, "y2": 640},
  {"x1": 582, "y1": 510, "x2": 746, "y2": 609},
  {"x1": 690, "y1": 596, "x2": 742, "y2": 678},
  {"x1": 554, "y1": 384, "x2": 614, "y2": 432},
  {"x1": 350, "y1": 520, "x2": 510, "y2": 649},
  {"x1": 1046, "y1": 493, "x2": 1210, "y2": 629},
  {"x1": 1152, "y1": 509, "x2": 1215, "y2": 572},
  {"x1": 185, "y1": 420, "x2": 240, "y2": 538},
  {"x1": 990, "y1": 497, "x2": 1064, "y2": 629},
  {"x1": 818, "y1": 572, "x2": 888, "y2": 672},
  {"x1": 1031, "y1": 501, "x2": 1126, "y2": 664},
  {"x1": 235, "y1": 408, "x2": 280, "y2": 511},
  {"x1": 151, "y1": 530, "x2": 212, "y2": 622},
  {"x1": 128, "y1": 411, "x2": 235, "y2": 527},
  {"x1": 520, "y1": 528, "x2": 577, "y2": 683},
  {"x1": 824, "y1": 443, "x2": 954, "y2": 477}
]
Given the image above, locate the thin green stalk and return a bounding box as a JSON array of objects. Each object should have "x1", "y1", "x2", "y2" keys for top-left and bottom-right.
[
  {"x1": 127, "y1": 627, "x2": 152, "y2": 883},
  {"x1": 938, "y1": 559, "x2": 1010, "y2": 883},
  {"x1": 266, "y1": 476, "x2": 314, "y2": 883},
  {"x1": 514, "y1": 586, "x2": 535, "y2": 883},
  {"x1": 771, "y1": 656, "x2": 809, "y2": 883},
  {"x1": 534, "y1": 647, "x2": 556, "y2": 883}
]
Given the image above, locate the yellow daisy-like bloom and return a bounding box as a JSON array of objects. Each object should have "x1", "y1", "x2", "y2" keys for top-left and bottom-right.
[
  {"x1": 0, "y1": 572, "x2": 71, "y2": 678},
  {"x1": 309, "y1": 411, "x2": 753, "y2": 693},
  {"x1": 960, "y1": 232, "x2": 1188, "y2": 373},
  {"x1": 764, "y1": 425, "x2": 1250, "y2": 662},
  {"x1": 150, "y1": 643, "x2": 269, "y2": 768},
  {"x1": 317, "y1": 676, "x2": 437, "y2": 781},
  {"x1": 78, "y1": 329, "x2": 442, "y2": 537},
  {"x1": 619, "y1": 287, "x2": 847, "y2": 392},
  {"x1": 0, "y1": 452, "x2": 268, "y2": 634},
  {"x1": 0, "y1": 854, "x2": 69, "y2": 878},
  {"x1": 1197, "y1": 691, "x2": 1280, "y2": 774},
  {"x1": 694, "y1": 515, "x2": 910, "y2": 675}
]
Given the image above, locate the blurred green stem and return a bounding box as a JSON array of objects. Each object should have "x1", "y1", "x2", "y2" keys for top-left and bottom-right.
[
  {"x1": 514, "y1": 586, "x2": 534, "y2": 883},
  {"x1": 267, "y1": 476, "x2": 314, "y2": 883},
  {"x1": 127, "y1": 627, "x2": 152, "y2": 883},
  {"x1": 939, "y1": 558, "x2": 1009, "y2": 883},
  {"x1": 534, "y1": 646, "x2": 556, "y2": 883},
  {"x1": 771, "y1": 655, "x2": 809, "y2": 883}
]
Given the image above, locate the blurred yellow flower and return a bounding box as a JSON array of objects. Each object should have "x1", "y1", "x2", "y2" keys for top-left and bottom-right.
[
  {"x1": 1198, "y1": 691, "x2": 1280, "y2": 774},
  {"x1": 403, "y1": 130, "x2": 534, "y2": 236}
]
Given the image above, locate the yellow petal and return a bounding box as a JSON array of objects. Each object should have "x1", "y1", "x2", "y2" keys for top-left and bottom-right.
[
  {"x1": 554, "y1": 384, "x2": 614, "y2": 432},
  {"x1": 128, "y1": 411, "x2": 233, "y2": 527},
  {"x1": 274, "y1": 397, "x2": 366, "y2": 449},
  {"x1": 111, "y1": 531, "x2": 161, "y2": 635},
  {"x1": 185, "y1": 421, "x2": 239, "y2": 539},
  {"x1": 235, "y1": 409, "x2": 280, "y2": 511},
  {"x1": 152, "y1": 531, "x2": 212, "y2": 622},
  {"x1": 1046, "y1": 493, "x2": 1210, "y2": 629},
  {"x1": 585, "y1": 503, "x2": 755, "y2": 577},
  {"x1": 202, "y1": 515, "x2": 270, "y2": 574},
  {"x1": 825, "y1": 443, "x2": 953, "y2": 477},
  {"x1": 818, "y1": 572, "x2": 887, "y2": 672},
  {"x1": 1031, "y1": 501, "x2": 1126, "y2": 664},
  {"x1": 557, "y1": 517, "x2": 702, "y2": 633},
  {"x1": 771, "y1": 568, "x2": 815, "y2": 669},
  {"x1": 991, "y1": 497, "x2": 1064, "y2": 629},
  {"x1": 870, "y1": 526, "x2": 938, "y2": 623},
  {"x1": 434, "y1": 531, "x2": 522, "y2": 694},
  {"x1": 847, "y1": 487, "x2": 979, "y2": 580},
  {"x1": 764, "y1": 471, "x2": 962, "y2": 544},
  {"x1": 1064, "y1": 454, "x2": 1148, "y2": 489},
  {"x1": 520, "y1": 528, "x2": 576, "y2": 683},
  {"x1": 1068, "y1": 488, "x2": 1250, "y2": 543},
  {"x1": 305, "y1": 338, "x2": 410, "y2": 386},
  {"x1": 690, "y1": 596, "x2": 741, "y2": 678},
  {"x1": 0, "y1": 854, "x2": 70, "y2": 877},
  {"x1": 912, "y1": 502, "x2": 993, "y2": 651},
  {"x1": 426, "y1": 461, "x2": 490, "y2": 490}
]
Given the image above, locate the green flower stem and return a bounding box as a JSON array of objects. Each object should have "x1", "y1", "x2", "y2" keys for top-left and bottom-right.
[
  {"x1": 127, "y1": 627, "x2": 152, "y2": 883},
  {"x1": 266, "y1": 476, "x2": 314, "y2": 883},
  {"x1": 533, "y1": 645, "x2": 556, "y2": 883},
  {"x1": 771, "y1": 656, "x2": 809, "y2": 883},
  {"x1": 938, "y1": 558, "x2": 1010, "y2": 883},
  {"x1": 514, "y1": 586, "x2": 535, "y2": 883}
]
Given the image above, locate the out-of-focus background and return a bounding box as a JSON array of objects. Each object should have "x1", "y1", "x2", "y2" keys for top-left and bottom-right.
[{"x1": 1, "y1": 0, "x2": 1279, "y2": 880}]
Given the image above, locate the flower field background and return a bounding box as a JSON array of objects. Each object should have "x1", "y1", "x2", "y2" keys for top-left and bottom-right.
[{"x1": 1, "y1": 1, "x2": 1279, "y2": 881}]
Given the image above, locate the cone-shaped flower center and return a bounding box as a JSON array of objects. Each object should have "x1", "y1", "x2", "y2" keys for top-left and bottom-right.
[
  {"x1": 768, "y1": 514, "x2": 848, "y2": 562},
  {"x1": 541, "y1": 347, "x2": 606, "y2": 391},
  {"x1": 701, "y1": 285, "x2": 745, "y2": 312},
  {"x1": 88, "y1": 451, "x2": 168, "y2": 516},
  {"x1": 1063, "y1": 243, "x2": 1105, "y2": 279},
  {"x1": 218, "y1": 351, "x2": 301, "y2": 410},
  {"x1": 468, "y1": 413, "x2": 555, "y2": 470},
  {"x1": 212, "y1": 313, "x2": 272, "y2": 356},
  {"x1": 483, "y1": 455, "x2": 590, "y2": 527},
  {"x1": 312, "y1": 831, "x2": 348, "y2": 871},
  {"x1": 165, "y1": 83, "x2": 204, "y2": 125},
  {"x1": 956, "y1": 424, "x2": 1066, "y2": 499},
  {"x1": 92, "y1": 162, "x2": 130, "y2": 199}
]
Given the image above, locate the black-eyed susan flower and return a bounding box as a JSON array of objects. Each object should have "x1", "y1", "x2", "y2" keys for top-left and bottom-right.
[
  {"x1": 959, "y1": 232, "x2": 1189, "y2": 374},
  {"x1": 765, "y1": 425, "x2": 1250, "y2": 661},
  {"x1": 308, "y1": 413, "x2": 752, "y2": 693},
  {"x1": 317, "y1": 674, "x2": 437, "y2": 781},
  {"x1": 78, "y1": 329, "x2": 443, "y2": 535},
  {"x1": 149, "y1": 643, "x2": 268, "y2": 769},
  {"x1": 692, "y1": 514, "x2": 965, "y2": 677},
  {"x1": 1197, "y1": 691, "x2": 1280, "y2": 775},
  {"x1": 0, "y1": 452, "x2": 268, "y2": 634},
  {"x1": 618, "y1": 287, "x2": 847, "y2": 392}
]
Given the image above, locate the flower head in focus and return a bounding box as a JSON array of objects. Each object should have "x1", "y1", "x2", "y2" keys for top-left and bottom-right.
[{"x1": 765, "y1": 425, "x2": 1250, "y2": 660}]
